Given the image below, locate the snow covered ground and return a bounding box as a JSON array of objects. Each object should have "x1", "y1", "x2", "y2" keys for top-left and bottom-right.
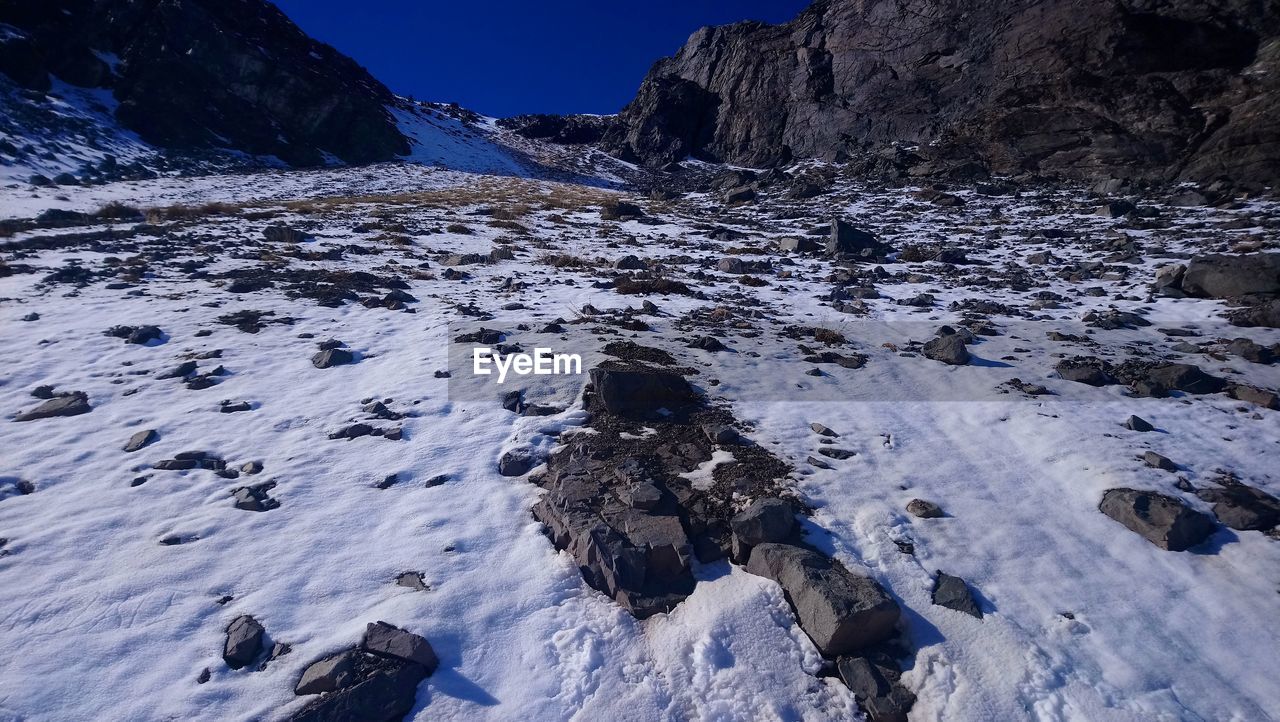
[{"x1": 1, "y1": 165, "x2": 1278, "y2": 721}]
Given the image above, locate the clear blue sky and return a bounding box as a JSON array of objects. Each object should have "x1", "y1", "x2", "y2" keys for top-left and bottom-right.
[{"x1": 272, "y1": 0, "x2": 811, "y2": 118}]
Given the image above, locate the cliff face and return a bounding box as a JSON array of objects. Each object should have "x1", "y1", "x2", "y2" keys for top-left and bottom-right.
[
  {"x1": 605, "y1": 0, "x2": 1280, "y2": 185},
  {"x1": 0, "y1": 0, "x2": 408, "y2": 166}
]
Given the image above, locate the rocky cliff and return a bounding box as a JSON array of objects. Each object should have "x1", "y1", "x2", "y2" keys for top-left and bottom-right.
[
  {"x1": 605, "y1": 0, "x2": 1280, "y2": 186},
  {"x1": 0, "y1": 0, "x2": 408, "y2": 166}
]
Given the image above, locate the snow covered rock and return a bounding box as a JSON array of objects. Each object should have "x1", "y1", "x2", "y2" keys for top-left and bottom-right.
[
  {"x1": 223, "y1": 615, "x2": 265, "y2": 670},
  {"x1": 745, "y1": 543, "x2": 900, "y2": 656},
  {"x1": 1099, "y1": 489, "x2": 1215, "y2": 551}
]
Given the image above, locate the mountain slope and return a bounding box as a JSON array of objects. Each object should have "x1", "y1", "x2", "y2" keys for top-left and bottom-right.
[{"x1": 605, "y1": 0, "x2": 1280, "y2": 186}]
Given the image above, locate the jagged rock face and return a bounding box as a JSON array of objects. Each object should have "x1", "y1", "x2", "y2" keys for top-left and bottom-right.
[
  {"x1": 606, "y1": 0, "x2": 1280, "y2": 185},
  {"x1": 0, "y1": 0, "x2": 408, "y2": 166}
]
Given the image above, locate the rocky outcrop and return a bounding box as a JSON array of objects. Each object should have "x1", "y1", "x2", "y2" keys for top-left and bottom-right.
[
  {"x1": 606, "y1": 0, "x2": 1280, "y2": 186},
  {"x1": 0, "y1": 0, "x2": 408, "y2": 166}
]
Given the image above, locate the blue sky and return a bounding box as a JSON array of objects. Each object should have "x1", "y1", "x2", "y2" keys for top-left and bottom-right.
[{"x1": 272, "y1": 0, "x2": 811, "y2": 118}]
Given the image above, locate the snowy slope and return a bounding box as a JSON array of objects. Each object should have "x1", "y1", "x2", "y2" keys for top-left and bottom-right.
[{"x1": 0, "y1": 167, "x2": 1278, "y2": 721}]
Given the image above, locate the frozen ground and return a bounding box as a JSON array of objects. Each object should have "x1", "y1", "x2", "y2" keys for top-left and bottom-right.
[{"x1": 0, "y1": 165, "x2": 1278, "y2": 721}]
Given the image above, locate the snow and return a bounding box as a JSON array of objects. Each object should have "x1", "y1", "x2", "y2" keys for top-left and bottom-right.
[{"x1": 0, "y1": 165, "x2": 1278, "y2": 721}]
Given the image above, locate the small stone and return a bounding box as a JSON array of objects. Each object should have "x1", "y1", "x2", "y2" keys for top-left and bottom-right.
[
  {"x1": 906, "y1": 499, "x2": 944, "y2": 519},
  {"x1": 1143, "y1": 451, "x2": 1177, "y2": 472},
  {"x1": 123, "y1": 429, "x2": 158, "y2": 452},
  {"x1": 1124, "y1": 416, "x2": 1154, "y2": 432},
  {"x1": 931, "y1": 572, "x2": 982, "y2": 618}
]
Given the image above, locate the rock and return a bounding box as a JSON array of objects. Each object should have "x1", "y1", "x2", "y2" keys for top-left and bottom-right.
[
  {"x1": 1195, "y1": 483, "x2": 1280, "y2": 532},
  {"x1": 395, "y1": 572, "x2": 429, "y2": 591},
  {"x1": 1121, "y1": 362, "x2": 1227, "y2": 397},
  {"x1": 687, "y1": 335, "x2": 726, "y2": 352},
  {"x1": 1227, "y1": 338, "x2": 1275, "y2": 364},
  {"x1": 588, "y1": 365, "x2": 697, "y2": 417},
  {"x1": 837, "y1": 656, "x2": 916, "y2": 722},
  {"x1": 289, "y1": 656, "x2": 426, "y2": 722},
  {"x1": 223, "y1": 615, "x2": 265, "y2": 669},
  {"x1": 123, "y1": 429, "x2": 158, "y2": 452},
  {"x1": 1228, "y1": 299, "x2": 1280, "y2": 329},
  {"x1": 779, "y1": 237, "x2": 819, "y2": 253},
  {"x1": 603, "y1": 0, "x2": 1280, "y2": 186},
  {"x1": 931, "y1": 572, "x2": 982, "y2": 618},
  {"x1": 730, "y1": 498, "x2": 795, "y2": 561},
  {"x1": 1099, "y1": 488, "x2": 1215, "y2": 551},
  {"x1": 1054, "y1": 357, "x2": 1114, "y2": 386},
  {"x1": 360, "y1": 622, "x2": 439, "y2": 674},
  {"x1": 312, "y1": 348, "x2": 355, "y2": 369},
  {"x1": 614, "y1": 254, "x2": 647, "y2": 270},
  {"x1": 232, "y1": 482, "x2": 279, "y2": 512},
  {"x1": 810, "y1": 422, "x2": 839, "y2": 437},
  {"x1": 817, "y1": 447, "x2": 856, "y2": 460},
  {"x1": 14, "y1": 392, "x2": 91, "y2": 421},
  {"x1": 1123, "y1": 416, "x2": 1154, "y2": 432},
  {"x1": 922, "y1": 334, "x2": 969, "y2": 365},
  {"x1": 295, "y1": 651, "x2": 357, "y2": 695},
  {"x1": 1143, "y1": 451, "x2": 1177, "y2": 472},
  {"x1": 723, "y1": 185, "x2": 757, "y2": 204},
  {"x1": 1227, "y1": 385, "x2": 1280, "y2": 410},
  {"x1": 745, "y1": 543, "x2": 899, "y2": 655},
  {"x1": 1180, "y1": 254, "x2": 1280, "y2": 299},
  {"x1": 263, "y1": 225, "x2": 308, "y2": 243},
  {"x1": 498, "y1": 448, "x2": 538, "y2": 476},
  {"x1": 1095, "y1": 200, "x2": 1135, "y2": 217},
  {"x1": 600, "y1": 200, "x2": 645, "y2": 221},
  {"x1": 827, "y1": 220, "x2": 885, "y2": 258},
  {"x1": 905, "y1": 499, "x2": 943, "y2": 519},
  {"x1": 1153, "y1": 264, "x2": 1187, "y2": 296}
]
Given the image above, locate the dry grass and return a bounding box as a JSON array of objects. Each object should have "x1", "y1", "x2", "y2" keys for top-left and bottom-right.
[{"x1": 145, "y1": 201, "x2": 241, "y2": 223}]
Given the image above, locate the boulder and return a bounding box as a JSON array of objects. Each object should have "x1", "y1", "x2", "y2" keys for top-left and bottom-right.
[
  {"x1": 922, "y1": 334, "x2": 969, "y2": 365},
  {"x1": 1143, "y1": 451, "x2": 1177, "y2": 472},
  {"x1": 745, "y1": 543, "x2": 899, "y2": 655},
  {"x1": 1123, "y1": 415, "x2": 1154, "y2": 432},
  {"x1": 730, "y1": 498, "x2": 795, "y2": 560},
  {"x1": 1055, "y1": 358, "x2": 1114, "y2": 386},
  {"x1": 360, "y1": 622, "x2": 439, "y2": 674},
  {"x1": 837, "y1": 656, "x2": 916, "y2": 722},
  {"x1": 589, "y1": 365, "x2": 697, "y2": 417},
  {"x1": 1194, "y1": 483, "x2": 1280, "y2": 532},
  {"x1": 223, "y1": 615, "x2": 265, "y2": 669},
  {"x1": 779, "y1": 237, "x2": 819, "y2": 253},
  {"x1": 14, "y1": 392, "x2": 91, "y2": 421},
  {"x1": 827, "y1": 220, "x2": 885, "y2": 258},
  {"x1": 289, "y1": 658, "x2": 425, "y2": 722},
  {"x1": 1099, "y1": 488, "x2": 1215, "y2": 551},
  {"x1": 1180, "y1": 254, "x2": 1280, "y2": 299}
]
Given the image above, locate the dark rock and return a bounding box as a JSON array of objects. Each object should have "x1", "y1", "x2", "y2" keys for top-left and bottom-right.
[
  {"x1": 312, "y1": 348, "x2": 355, "y2": 369},
  {"x1": 600, "y1": 200, "x2": 645, "y2": 221},
  {"x1": 295, "y1": 651, "x2": 358, "y2": 695},
  {"x1": 1099, "y1": 488, "x2": 1215, "y2": 551},
  {"x1": 931, "y1": 572, "x2": 982, "y2": 618},
  {"x1": 837, "y1": 656, "x2": 916, "y2": 722},
  {"x1": 263, "y1": 225, "x2": 308, "y2": 243},
  {"x1": 817, "y1": 447, "x2": 856, "y2": 460},
  {"x1": 123, "y1": 429, "x2": 157, "y2": 452},
  {"x1": 1180, "y1": 254, "x2": 1280, "y2": 299},
  {"x1": 361, "y1": 621, "x2": 439, "y2": 674},
  {"x1": 922, "y1": 334, "x2": 969, "y2": 365},
  {"x1": 810, "y1": 423, "x2": 839, "y2": 437},
  {"x1": 498, "y1": 448, "x2": 538, "y2": 476},
  {"x1": 730, "y1": 498, "x2": 795, "y2": 561},
  {"x1": 1227, "y1": 338, "x2": 1275, "y2": 364},
  {"x1": 827, "y1": 220, "x2": 887, "y2": 258},
  {"x1": 604, "y1": 0, "x2": 1280, "y2": 186},
  {"x1": 1194, "y1": 481, "x2": 1280, "y2": 532},
  {"x1": 688, "y1": 335, "x2": 727, "y2": 352},
  {"x1": 1055, "y1": 357, "x2": 1114, "y2": 386},
  {"x1": 1227, "y1": 385, "x2": 1280, "y2": 410},
  {"x1": 1143, "y1": 451, "x2": 1177, "y2": 472},
  {"x1": 0, "y1": 0, "x2": 409, "y2": 166},
  {"x1": 289, "y1": 656, "x2": 426, "y2": 722},
  {"x1": 1123, "y1": 416, "x2": 1154, "y2": 432},
  {"x1": 232, "y1": 482, "x2": 279, "y2": 512},
  {"x1": 14, "y1": 392, "x2": 91, "y2": 421},
  {"x1": 745, "y1": 543, "x2": 899, "y2": 656},
  {"x1": 223, "y1": 615, "x2": 265, "y2": 669},
  {"x1": 588, "y1": 364, "x2": 697, "y2": 417}
]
